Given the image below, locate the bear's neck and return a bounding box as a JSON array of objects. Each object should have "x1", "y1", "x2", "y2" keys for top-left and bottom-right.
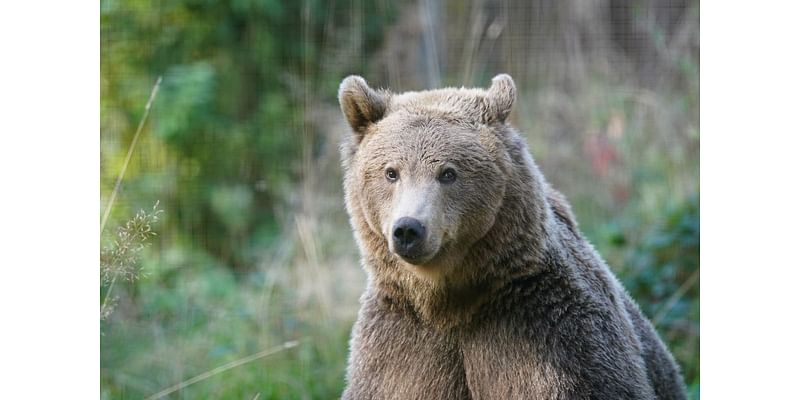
[{"x1": 353, "y1": 132, "x2": 560, "y2": 330}]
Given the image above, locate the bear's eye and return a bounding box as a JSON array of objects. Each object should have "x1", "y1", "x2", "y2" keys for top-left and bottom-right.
[
  {"x1": 438, "y1": 168, "x2": 457, "y2": 184},
  {"x1": 385, "y1": 168, "x2": 399, "y2": 182}
]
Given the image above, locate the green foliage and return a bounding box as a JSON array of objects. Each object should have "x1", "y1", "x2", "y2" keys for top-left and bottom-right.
[
  {"x1": 589, "y1": 194, "x2": 700, "y2": 395},
  {"x1": 100, "y1": 261, "x2": 352, "y2": 399},
  {"x1": 101, "y1": 0, "x2": 396, "y2": 270}
]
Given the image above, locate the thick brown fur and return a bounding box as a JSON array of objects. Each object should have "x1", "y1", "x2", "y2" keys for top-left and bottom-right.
[{"x1": 338, "y1": 74, "x2": 687, "y2": 399}]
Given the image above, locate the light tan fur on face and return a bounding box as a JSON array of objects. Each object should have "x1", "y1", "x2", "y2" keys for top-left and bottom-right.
[
  {"x1": 348, "y1": 109, "x2": 508, "y2": 282},
  {"x1": 339, "y1": 74, "x2": 541, "y2": 315},
  {"x1": 384, "y1": 179, "x2": 443, "y2": 264}
]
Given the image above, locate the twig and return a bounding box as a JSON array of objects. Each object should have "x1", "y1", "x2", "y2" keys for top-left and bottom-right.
[
  {"x1": 100, "y1": 76, "x2": 162, "y2": 235},
  {"x1": 653, "y1": 269, "x2": 700, "y2": 327},
  {"x1": 143, "y1": 340, "x2": 300, "y2": 400}
]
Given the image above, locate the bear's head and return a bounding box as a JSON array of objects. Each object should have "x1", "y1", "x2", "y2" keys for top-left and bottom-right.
[{"x1": 338, "y1": 74, "x2": 540, "y2": 283}]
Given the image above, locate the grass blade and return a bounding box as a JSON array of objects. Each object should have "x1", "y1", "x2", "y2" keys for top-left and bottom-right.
[{"x1": 144, "y1": 340, "x2": 300, "y2": 400}]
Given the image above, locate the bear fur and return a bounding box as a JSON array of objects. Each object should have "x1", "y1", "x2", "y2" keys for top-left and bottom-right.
[{"x1": 337, "y1": 74, "x2": 687, "y2": 399}]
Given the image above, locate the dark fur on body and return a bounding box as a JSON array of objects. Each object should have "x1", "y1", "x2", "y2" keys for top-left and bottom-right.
[{"x1": 338, "y1": 75, "x2": 686, "y2": 399}]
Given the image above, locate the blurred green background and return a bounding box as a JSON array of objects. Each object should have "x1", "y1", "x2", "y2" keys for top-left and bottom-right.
[{"x1": 100, "y1": 0, "x2": 699, "y2": 398}]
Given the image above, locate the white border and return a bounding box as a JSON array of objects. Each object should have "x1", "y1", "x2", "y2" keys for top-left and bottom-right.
[
  {"x1": 703, "y1": 1, "x2": 800, "y2": 398},
  {"x1": 0, "y1": 1, "x2": 98, "y2": 398}
]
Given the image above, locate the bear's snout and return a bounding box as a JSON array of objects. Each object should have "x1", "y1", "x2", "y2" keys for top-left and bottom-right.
[{"x1": 392, "y1": 217, "x2": 427, "y2": 261}]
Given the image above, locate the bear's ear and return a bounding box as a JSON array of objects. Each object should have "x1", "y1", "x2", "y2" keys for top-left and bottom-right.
[
  {"x1": 485, "y1": 74, "x2": 516, "y2": 124},
  {"x1": 338, "y1": 75, "x2": 389, "y2": 140}
]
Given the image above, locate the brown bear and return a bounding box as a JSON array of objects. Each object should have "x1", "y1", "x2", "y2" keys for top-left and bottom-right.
[{"x1": 337, "y1": 74, "x2": 687, "y2": 399}]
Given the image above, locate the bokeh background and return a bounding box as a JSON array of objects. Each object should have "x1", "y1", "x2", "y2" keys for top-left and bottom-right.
[{"x1": 100, "y1": 0, "x2": 699, "y2": 398}]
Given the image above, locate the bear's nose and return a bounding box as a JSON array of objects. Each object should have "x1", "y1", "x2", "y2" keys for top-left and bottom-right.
[{"x1": 392, "y1": 217, "x2": 426, "y2": 257}]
